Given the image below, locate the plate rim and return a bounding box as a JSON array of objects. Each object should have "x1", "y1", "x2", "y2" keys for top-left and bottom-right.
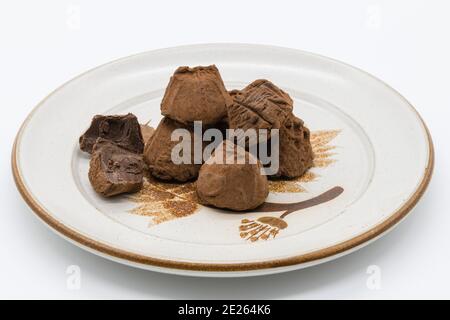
[{"x1": 11, "y1": 43, "x2": 435, "y2": 273}]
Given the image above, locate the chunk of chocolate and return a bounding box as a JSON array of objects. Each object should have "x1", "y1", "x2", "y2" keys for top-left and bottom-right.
[
  {"x1": 144, "y1": 117, "x2": 202, "y2": 182},
  {"x1": 88, "y1": 139, "x2": 145, "y2": 197},
  {"x1": 161, "y1": 65, "x2": 232, "y2": 125},
  {"x1": 273, "y1": 114, "x2": 313, "y2": 178},
  {"x1": 196, "y1": 141, "x2": 269, "y2": 211},
  {"x1": 79, "y1": 113, "x2": 144, "y2": 154},
  {"x1": 227, "y1": 79, "x2": 293, "y2": 135}
]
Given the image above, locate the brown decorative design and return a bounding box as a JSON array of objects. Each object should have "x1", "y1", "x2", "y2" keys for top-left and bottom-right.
[
  {"x1": 240, "y1": 186, "x2": 344, "y2": 242},
  {"x1": 268, "y1": 130, "x2": 340, "y2": 193},
  {"x1": 129, "y1": 176, "x2": 199, "y2": 225}
]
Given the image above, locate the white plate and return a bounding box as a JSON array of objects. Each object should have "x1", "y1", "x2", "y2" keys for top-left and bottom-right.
[{"x1": 12, "y1": 44, "x2": 433, "y2": 277}]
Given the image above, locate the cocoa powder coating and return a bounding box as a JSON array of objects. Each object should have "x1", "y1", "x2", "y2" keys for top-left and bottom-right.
[
  {"x1": 273, "y1": 114, "x2": 314, "y2": 178},
  {"x1": 196, "y1": 142, "x2": 269, "y2": 211},
  {"x1": 227, "y1": 79, "x2": 313, "y2": 178},
  {"x1": 227, "y1": 79, "x2": 293, "y2": 134},
  {"x1": 144, "y1": 117, "x2": 202, "y2": 182},
  {"x1": 161, "y1": 65, "x2": 232, "y2": 125}
]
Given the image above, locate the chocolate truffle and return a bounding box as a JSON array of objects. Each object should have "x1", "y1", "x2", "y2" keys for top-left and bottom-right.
[
  {"x1": 227, "y1": 79, "x2": 293, "y2": 135},
  {"x1": 273, "y1": 114, "x2": 314, "y2": 178},
  {"x1": 161, "y1": 65, "x2": 232, "y2": 125},
  {"x1": 144, "y1": 117, "x2": 202, "y2": 182},
  {"x1": 80, "y1": 113, "x2": 144, "y2": 154},
  {"x1": 88, "y1": 139, "x2": 145, "y2": 197},
  {"x1": 196, "y1": 142, "x2": 269, "y2": 211}
]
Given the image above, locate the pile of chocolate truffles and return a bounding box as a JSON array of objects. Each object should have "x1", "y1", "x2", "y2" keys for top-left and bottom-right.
[{"x1": 79, "y1": 65, "x2": 313, "y2": 211}]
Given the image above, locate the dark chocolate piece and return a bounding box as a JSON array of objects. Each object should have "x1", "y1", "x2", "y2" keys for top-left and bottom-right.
[
  {"x1": 196, "y1": 141, "x2": 269, "y2": 211},
  {"x1": 161, "y1": 65, "x2": 232, "y2": 125},
  {"x1": 88, "y1": 139, "x2": 145, "y2": 197},
  {"x1": 80, "y1": 113, "x2": 144, "y2": 154},
  {"x1": 144, "y1": 117, "x2": 202, "y2": 182}
]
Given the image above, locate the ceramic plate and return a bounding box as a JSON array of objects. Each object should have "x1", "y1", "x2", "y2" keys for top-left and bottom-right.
[{"x1": 12, "y1": 44, "x2": 433, "y2": 277}]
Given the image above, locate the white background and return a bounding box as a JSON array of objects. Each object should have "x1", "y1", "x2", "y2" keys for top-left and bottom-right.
[{"x1": 0, "y1": 0, "x2": 448, "y2": 299}]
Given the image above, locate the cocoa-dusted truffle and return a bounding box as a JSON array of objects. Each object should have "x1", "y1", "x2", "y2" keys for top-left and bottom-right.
[
  {"x1": 227, "y1": 79, "x2": 293, "y2": 135},
  {"x1": 196, "y1": 141, "x2": 269, "y2": 211},
  {"x1": 161, "y1": 65, "x2": 232, "y2": 125},
  {"x1": 80, "y1": 113, "x2": 144, "y2": 154},
  {"x1": 228, "y1": 80, "x2": 313, "y2": 178},
  {"x1": 144, "y1": 117, "x2": 202, "y2": 182},
  {"x1": 88, "y1": 139, "x2": 145, "y2": 197},
  {"x1": 273, "y1": 114, "x2": 313, "y2": 178}
]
